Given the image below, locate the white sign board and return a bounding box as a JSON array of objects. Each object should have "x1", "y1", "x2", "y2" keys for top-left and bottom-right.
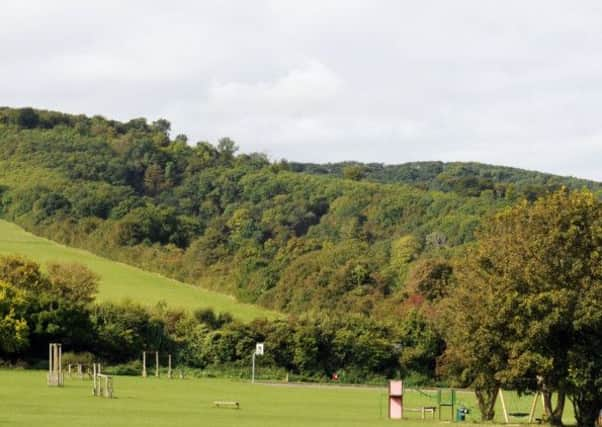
[{"x1": 255, "y1": 343, "x2": 264, "y2": 356}]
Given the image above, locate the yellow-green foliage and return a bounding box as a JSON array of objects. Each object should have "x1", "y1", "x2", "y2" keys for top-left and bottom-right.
[
  {"x1": 389, "y1": 235, "x2": 420, "y2": 283},
  {"x1": 0, "y1": 281, "x2": 29, "y2": 352},
  {"x1": 0, "y1": 220, "x2": 278, "y2": 321}
]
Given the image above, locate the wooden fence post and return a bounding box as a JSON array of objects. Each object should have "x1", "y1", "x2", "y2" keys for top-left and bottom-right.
[
  {"x1": 155, "y1": 351, "x2": 159, "y2": 377},
  {"x1": 142, "y1": 351, "x2": 147, "y2": 377}
]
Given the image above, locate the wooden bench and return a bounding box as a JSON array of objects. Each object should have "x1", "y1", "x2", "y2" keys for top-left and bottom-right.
[
  {"x1": 213, "y1": 400, "x2": 240, "y2": 409},
  {"x1": 405, "y1": 406, "x2": 436, "y2": 419}
]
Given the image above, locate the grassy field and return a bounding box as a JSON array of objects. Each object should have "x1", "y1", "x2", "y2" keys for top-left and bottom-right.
[
  {"x1": 0, "y1": 219, "x2": 278, "y2": 321},
  {"x1": 0, "y1": 370, "x2": 575, "y2": 427}
]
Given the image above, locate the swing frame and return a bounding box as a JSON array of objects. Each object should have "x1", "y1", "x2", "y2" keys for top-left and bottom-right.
[{"x1": 497, "y1": 389, "x2": 544, "y2": 424}]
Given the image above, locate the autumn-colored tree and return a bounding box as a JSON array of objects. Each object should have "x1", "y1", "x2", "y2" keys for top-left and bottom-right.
[
  {"x1": 46, "y1": 262, "x2": 99, "y2": 306},
  {"x1": 406, "y1": 258, "x2": 453, "y2": 302},
  {"x1": 0, "y1": 255, "x2": 47, "y2": 292},
  {"x1": 444, "y1": 189, "x2": 602, "y2": 426}
]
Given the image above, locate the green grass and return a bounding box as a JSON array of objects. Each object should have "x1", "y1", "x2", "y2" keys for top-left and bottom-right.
[
  {"x1": 404, "y1": 387, "x2": 575, "y2": 425},
  {"x1": 0, "y1": 370, "x2": 576, "y2": 427},
  {"x1": 0, "y1": 219, "x2": 278, "y2": 321}
]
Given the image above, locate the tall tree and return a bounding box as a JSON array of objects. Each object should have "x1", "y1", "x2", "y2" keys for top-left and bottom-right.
[
  {"x1": 444, "y1": 189, "x2": 602, "y2": 426},
  {"x1": 216, "y1": 137, "x2": 239, "y2": 162}
]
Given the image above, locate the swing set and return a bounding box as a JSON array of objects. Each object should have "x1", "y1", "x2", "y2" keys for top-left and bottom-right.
[{"x1": 497, "y1": 389, "x2": 545, "y2": 424}]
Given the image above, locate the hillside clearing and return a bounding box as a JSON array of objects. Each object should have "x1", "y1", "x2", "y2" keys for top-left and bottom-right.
[{"x1": 0, "y1": 219, "x2": 278, "y2": 321}]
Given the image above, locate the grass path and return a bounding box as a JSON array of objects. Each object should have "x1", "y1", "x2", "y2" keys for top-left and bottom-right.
[{"x1": 0, "y1": 219, "x2": 278, "y2": 321}]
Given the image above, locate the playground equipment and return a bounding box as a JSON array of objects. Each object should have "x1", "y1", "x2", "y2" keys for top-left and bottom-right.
[
  {"x1": 437, "y1": 388, "x2": 456, "y2": 421},
  {"x1": 92, "y1": 363, "x2": 113, "y2": 398},
  {"x1": 47, "y1": 343, "x2": 64, "y2": 386},
  {"x1": 67, "y1": 363, "x2": 85, "y2": 379},
  {"x1": 142, "y1": 351, "x2": 174, "y2": 378},
  {"x1": 67, "y1": 363, "x2": 97, "y2": 380},
  {"x1": 385, "y1": 382, "x2": 479, "y2": 422},
  {"x1": 388, "y1": 380, "x2": 404, "y2": 419},
  {"x1": 498, "y1": 389, "x2": 545, "y2": 424},
  {"x1": 387, "y1": 382, "x2": 462, "y2": 421}
]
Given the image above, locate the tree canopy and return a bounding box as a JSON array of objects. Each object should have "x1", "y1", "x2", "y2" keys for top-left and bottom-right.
[{"x1": 443, "y1": 189, "x2": 602, "y2": 426}]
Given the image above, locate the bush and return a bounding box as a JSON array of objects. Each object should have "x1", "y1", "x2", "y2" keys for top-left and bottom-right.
[
  {"x1": 103, "y1": 360, "x2": 142, "y2": 376},
  {"x1": 62, "y1": 352, "x2": 95, "y2": 366}
]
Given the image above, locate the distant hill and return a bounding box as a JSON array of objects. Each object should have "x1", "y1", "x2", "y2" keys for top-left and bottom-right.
[
  {"x1": 1, "y1": 106, "x2": 597, "y2": 319},
  {"x1": 288, "y1": 161, "x2": 602, "y2": 199}
]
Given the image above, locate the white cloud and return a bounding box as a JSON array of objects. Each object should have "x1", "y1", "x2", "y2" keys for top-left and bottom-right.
[
  {"x1": 1, "y1": 1, "x2": 602, "y2": 180},
  {"x1": 206, "y1": 60, "x2": 342, "y2": 115}
]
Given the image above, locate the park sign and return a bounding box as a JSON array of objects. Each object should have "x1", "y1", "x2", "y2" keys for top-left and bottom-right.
[{"x1": 252, "y1": 342, "x2": 264, "y2": 383}]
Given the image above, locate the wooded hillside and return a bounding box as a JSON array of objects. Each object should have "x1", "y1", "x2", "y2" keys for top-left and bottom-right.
[
  {"x1": 2, "y1": 108, "x2": 601, "y2": 417},
  {"x1": 1, "y1": 107, "x2": 598, "y2": 320}
]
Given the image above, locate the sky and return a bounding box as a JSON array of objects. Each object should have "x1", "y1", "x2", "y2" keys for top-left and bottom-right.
[{"x1": 2, "y1": 1, "x2": 602, "y2": 180}]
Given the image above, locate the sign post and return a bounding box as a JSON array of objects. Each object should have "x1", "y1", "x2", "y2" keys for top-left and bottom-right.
[{"x1": 252, "y1": 343, "x2": 264, "y2": 384}]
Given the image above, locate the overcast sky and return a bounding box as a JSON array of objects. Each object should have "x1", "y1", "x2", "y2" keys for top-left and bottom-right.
[{"x1": 2, "y1": 1, "x2": 602, "y2": 180}]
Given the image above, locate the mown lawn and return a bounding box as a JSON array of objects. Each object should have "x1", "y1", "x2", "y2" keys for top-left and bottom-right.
[
  {"x1": 0, "y1": 370, "x2": 575, "y2": 427},
  {"x1": 0, "y1": 219, "x2": 278, "y2": 321}
]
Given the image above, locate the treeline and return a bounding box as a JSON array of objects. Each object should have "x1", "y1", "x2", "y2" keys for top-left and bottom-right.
[
  {"x1": 0, "y1": 255, "x2": 440, "y2": 383},
  {"x1": 290, "y1": 161, "x2": 602, "y2": 200}
]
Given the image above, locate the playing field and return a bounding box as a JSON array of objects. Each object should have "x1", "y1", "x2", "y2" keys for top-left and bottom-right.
[
  {"x1": 0, "y1": 370, "x2": 576, "y2": 427},
  {"x1": 0, "y1": 219, "x2": 278, "y2": 321}
]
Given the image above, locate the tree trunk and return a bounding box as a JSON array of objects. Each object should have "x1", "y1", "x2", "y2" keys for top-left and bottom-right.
[
  {"x1": 542, "y1": 389, "x2": 566, "y2": 426},
  {"x1": 571, "y1": 391, "x2": 602, "y2": 427},
  {"x1": 475, "y1": 387, "x2": 498, "y2": 421}
]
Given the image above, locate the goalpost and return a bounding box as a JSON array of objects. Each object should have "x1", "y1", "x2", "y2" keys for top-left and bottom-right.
[{"x1": 142, "y1": 351, "x2": 174, "y2": 379}]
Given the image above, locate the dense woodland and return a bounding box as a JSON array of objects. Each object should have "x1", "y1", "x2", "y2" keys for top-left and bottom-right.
[
  {"x1": 4, "y1": 107, "x2": 600, "y2": 317},
  {"x1": 0, "y1": 107, "x2": 600, "y2": 425},
  {"x1": 0, "y1": 107, "x2": 498, "y2": 315}
]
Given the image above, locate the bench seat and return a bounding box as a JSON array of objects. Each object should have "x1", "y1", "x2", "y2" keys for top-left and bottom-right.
[{"x1": 214, "y1": 400, "x2": 240, "y2": 409}]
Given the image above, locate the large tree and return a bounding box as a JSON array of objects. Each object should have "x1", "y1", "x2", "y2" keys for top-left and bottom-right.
[{"x1": 444, "y1": 189, "x2": 602, "y2": 426}]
